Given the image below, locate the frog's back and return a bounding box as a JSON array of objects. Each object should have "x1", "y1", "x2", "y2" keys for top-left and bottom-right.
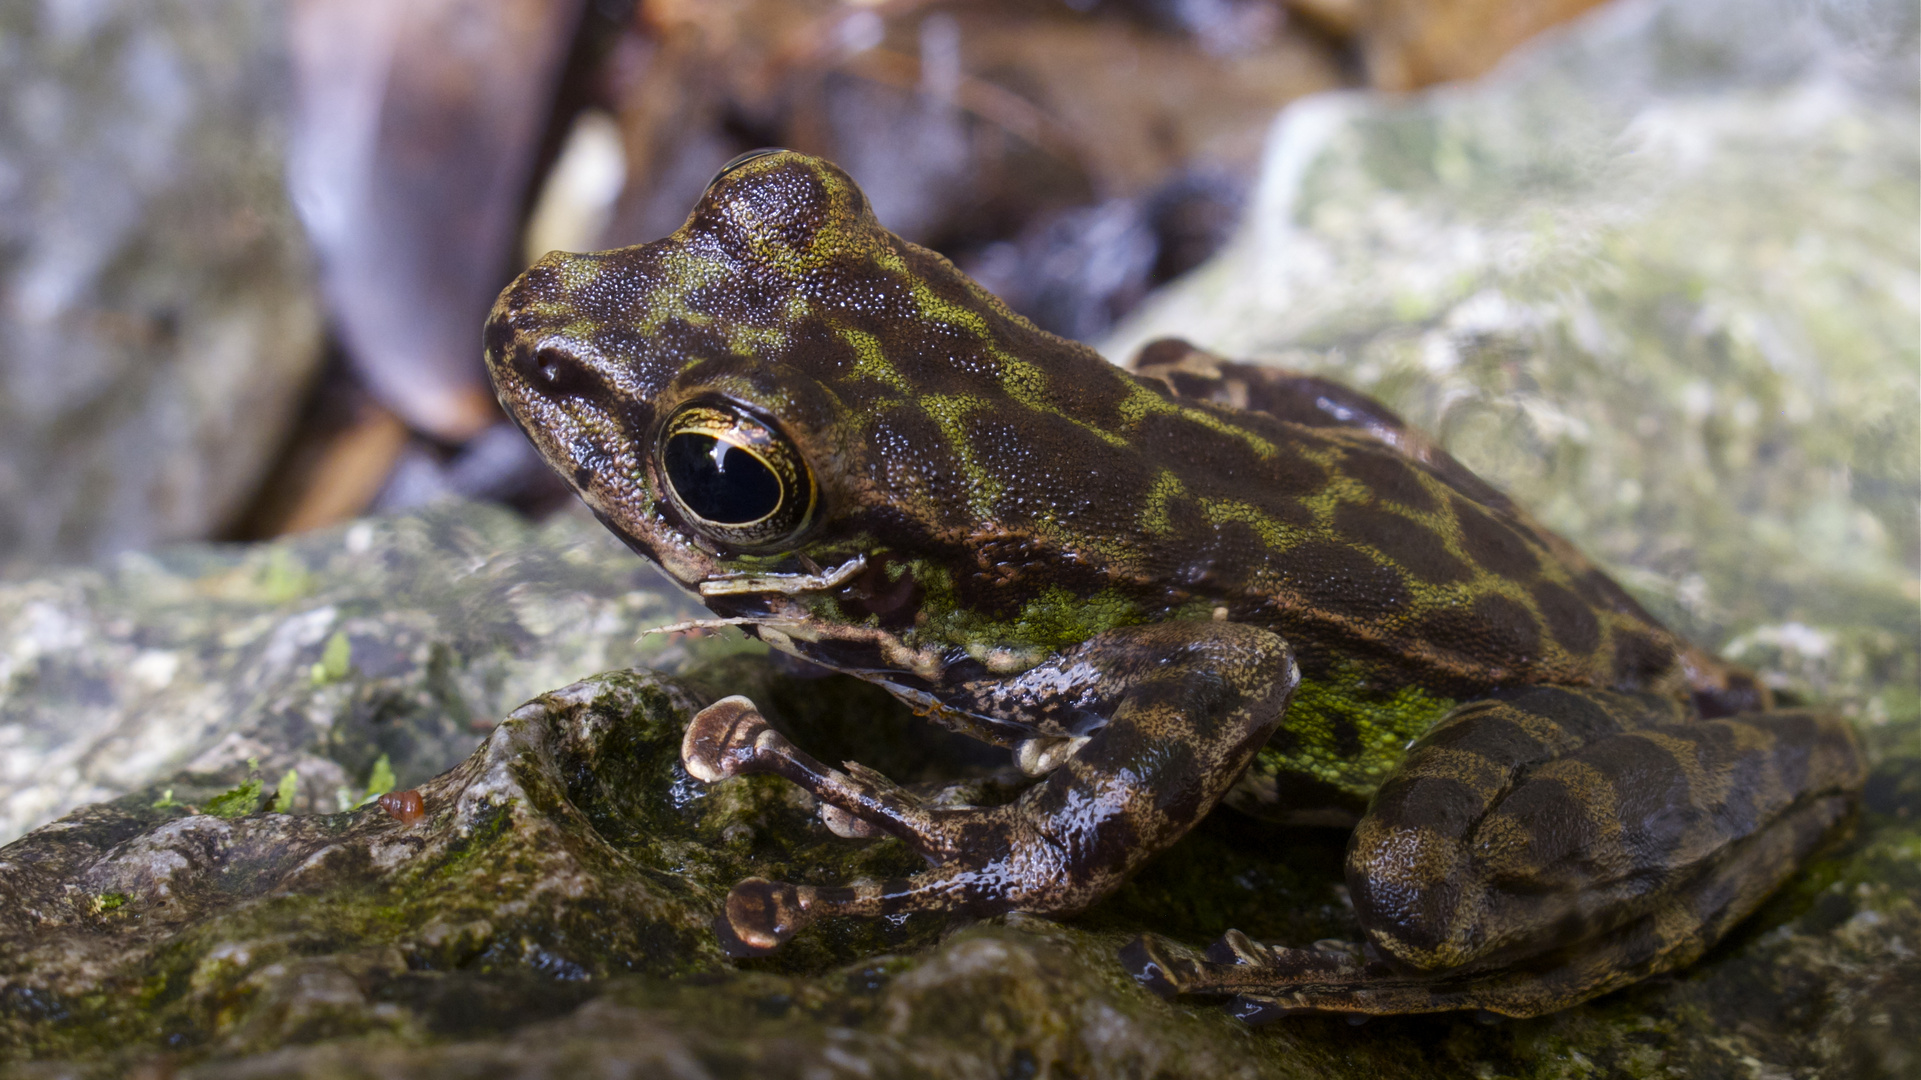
[
  {"x1": 731, "y1": 236, "x2": 1694, "y2": 704},
  {"x1": 491, "y1": 150, "x2": 1714, "y2": 707}
]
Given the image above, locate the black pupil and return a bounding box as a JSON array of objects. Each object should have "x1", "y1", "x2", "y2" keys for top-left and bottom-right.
[{"x1": 663, "y1": 433, "x2": 782, "y2": 525}]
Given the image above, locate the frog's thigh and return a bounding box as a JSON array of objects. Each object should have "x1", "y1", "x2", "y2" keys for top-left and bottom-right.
[
  {"x1": 1351, "y1": 700, "x2": 1862, "y2": 978},
  {"x1": 1132, "y1": 338, "x2": 1416, "y2": 443},
  {"x1": 1131, "y1": 687, "x2": 1864, "y2": 1017},
  {"x1": 691, "y1": 621, "x2": 1298, "y2": 955}
]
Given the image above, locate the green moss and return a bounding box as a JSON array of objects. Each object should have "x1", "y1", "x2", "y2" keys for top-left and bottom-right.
[
  {"x1": 309, "y1": 629, "x2": 351, "y2": 685},
  {"x1": 201, "y1": 778, "x2": 263, "y2": 819},
  {"x1": 271, "y1": 769, "x2": 298, "y2": 813}
]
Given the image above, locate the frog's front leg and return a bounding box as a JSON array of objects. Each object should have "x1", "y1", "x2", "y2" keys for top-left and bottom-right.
[
  {"x1": 680, "y1": 621, "x2": 1298, "y2": 956},
  {"x1": 1126, "y1": 686, "x2": 1865, "y2": 1018}
]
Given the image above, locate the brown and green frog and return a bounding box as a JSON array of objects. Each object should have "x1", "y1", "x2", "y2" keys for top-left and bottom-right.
[{"x1": 483, "y1": 149, "x2": 1864, "y2": 1019}]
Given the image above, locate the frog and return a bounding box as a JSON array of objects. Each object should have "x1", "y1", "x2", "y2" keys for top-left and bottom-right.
[{"x1": 483, "y1": 149, "x2": 1865, "y2": 1019}]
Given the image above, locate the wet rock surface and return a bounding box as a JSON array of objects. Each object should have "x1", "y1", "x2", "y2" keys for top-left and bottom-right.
[{"x1": 0, "y1": 503, "x2": 714, "y2": 847}]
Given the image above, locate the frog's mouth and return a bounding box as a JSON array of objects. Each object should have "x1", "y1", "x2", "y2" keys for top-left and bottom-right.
[
  {"x1": 646, "y1": 552, "x2": 956, "y2": 684},
  {"x1": 694, "y1": 554, "x2": 868, "y2": 599},
  {"x1": 644, "y1": 553, "x2": 869, "y2": 637}
]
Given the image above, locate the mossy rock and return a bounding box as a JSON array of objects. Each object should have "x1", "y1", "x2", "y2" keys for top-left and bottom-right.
[{"x1": 1, "y1": 658, "x2": 1916, "y2": 1077}]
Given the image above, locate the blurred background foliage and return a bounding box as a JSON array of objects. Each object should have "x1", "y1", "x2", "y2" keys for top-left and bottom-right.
[{"x1": 0, "y1": 0, "x2": 1620, "y2": 572}]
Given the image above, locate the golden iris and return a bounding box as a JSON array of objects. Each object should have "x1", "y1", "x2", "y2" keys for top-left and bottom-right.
[{"x1": 658, "y1": 403, "x2": 815, "y2": 548}]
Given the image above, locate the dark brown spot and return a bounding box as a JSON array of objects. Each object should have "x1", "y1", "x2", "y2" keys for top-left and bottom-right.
[
  {"x1": 1333, "y1": 503, "x2": 1473, "y2": 585},
  {"x1": 1452, "y1": 500, "x2": 1540, "y2": 578},
  {"x1": 1483, "y1": 771, "x2": 1605, "y2": 884},
  {"x1": 864, "y1": 406, "x2": 975, "y2": 533},
  {"x1": 974, "y1": 409, "x2": 1156, "y2": 535},
  {"x1": 1475, "y1": 595, "x2": 1541, "y2": 660},
  {"x1": 838, "y1": 554, "x2": 923, "y2": 629},
  {"x1": 686, "y1": 272, "x2": 784, "y2": 324},
  {"x1": 1329, "y1": 710, "x2": 1363, "y2": 759},
  {"x1": 1372, "y1": 774, "x2": 1492, "y2": 839},
  {"x1": 1692, "y1": 669, "x2": 1768, "y2": 719},
  {"x1": 1162, "y1": 497, "x2": 1247, "y2": 589},
  {"x1": 1587, "y1": 734, "x2": 1696, "y2": 869},
  {"x1": 1136, "y1": 412, "x2": 1326, "y2": 508},
  {"x1": 1533, "y1": 580, "x2": 1601, "y2": 655},
  {"x1": 1486, "y1": 686, "x2": 1625, "y2": 743},
  {"x1": 1285, "y1": 541, "x2": 1409, "y2": 620},
  {"x1": 1041, "y1": 361, "x2": 1134, "y2": 429},
  {"x1": 1409, "y1": 595, "x2": 1540, "y2": 672},
  {"x1": 1578, "y1": 568, "x2": 1662, "y2": 621},
  {"x1": 1341, "y1": 450, "x2": 1438, "y2": 513},
  {"x1": 1610, "y1": 629, "x2": 1678, "y2": 689},
  {"x1": 771, "y1": 317, "x2": 862, "y2": 379}
]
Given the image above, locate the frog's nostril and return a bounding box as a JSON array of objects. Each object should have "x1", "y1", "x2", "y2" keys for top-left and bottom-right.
[{"x1": 515, "y1": 343, "x2": 596, "y2": 399}]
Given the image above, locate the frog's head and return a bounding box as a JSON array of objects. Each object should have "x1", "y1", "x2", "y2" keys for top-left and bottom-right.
[{"x1": 485, "y1": 150, "x2": 1147, "y2": 674}]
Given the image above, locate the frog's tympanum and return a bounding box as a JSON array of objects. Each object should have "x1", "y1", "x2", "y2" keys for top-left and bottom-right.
[{"x1": 485, "y1": 151, "x2": 1864, "y2": 1019}]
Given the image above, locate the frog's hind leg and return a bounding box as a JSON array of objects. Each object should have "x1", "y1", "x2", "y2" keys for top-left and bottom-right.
[
  {"x1": 680, "y1": 621, "x2": 1298, "y2": 956},
  {"x1": 1131, "y1": 339, "x2": 1426, "y2": 451},
  {"x1": 1126, "y1": 686, "x2": 1865, "y2": 1018}
]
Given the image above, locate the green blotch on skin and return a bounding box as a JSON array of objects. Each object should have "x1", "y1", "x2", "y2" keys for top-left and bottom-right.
[
  {"x1": 203, "y1": 779, "x2": 265, "y2": 820},
  {"x1": 842, "y1": 326, "x2": 910, "y2": 391},
  {"x1": 908, "y1": 570, "x2": 1180, "y2": 658},
  {"x1": 311, "y1": 630, "x2": 352, "y2": 685},
  {"x1": 1140, "y1": 471, "x2": 1189, "y2": 535},
  {"x1": 1256, "y1": 665, "x2": 1458, "y2": 802}
]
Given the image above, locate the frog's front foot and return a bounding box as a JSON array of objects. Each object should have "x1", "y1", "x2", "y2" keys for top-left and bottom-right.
[
  {"x1": 680, "y1": 623, "x2": 1298, "y2": 957},
  {"x1": 681, "y1": 695, "x2": 779, "y2": 783}
]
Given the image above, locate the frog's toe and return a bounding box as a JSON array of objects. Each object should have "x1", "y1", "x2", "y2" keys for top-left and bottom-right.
[
  {"x1": 819, "y1": 801, "x2": 887, "y2": 838},
  {"x1": 1203, "y1": 930, "x2": 1370, "y2": 977},
  {"x1": 1227, "y1": 995, "x2": 1314, "y2": 1025},
  {"x1": 1119, "y1": 934, "x2": 1204, "y2": 999},
  {"x1": 1205, "y1": 927, "x2": 1272, "y2": 967},
  {"x1": 714, "y1": 877, "x2": 813, "y2": 957},
  {"x1": 682, "y1": 695, "x2": 774, "y2": 783}
]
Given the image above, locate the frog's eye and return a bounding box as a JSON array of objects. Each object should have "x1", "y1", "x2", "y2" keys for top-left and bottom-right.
[
  {"x1": 708, "y1": 147, "x2": 788, "y2": 187},
  {"x1": 659, "y1": 403, "x2": 815, "y2": 548}
]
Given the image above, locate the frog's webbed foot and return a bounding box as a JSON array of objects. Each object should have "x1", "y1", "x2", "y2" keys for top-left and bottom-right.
[
  {"x1": 1123, "y1": 931, "x2": 1374, "y2": 998},
  {"x1": 682, "y1": 695, "x2": 946, "y2": 851},
  {"x1": 681, "y1": 623, "x2": 1299, "y2": 957},
  {"x1": 1130, "y1": 687, "x2": 1866, "y2": 1019}
]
